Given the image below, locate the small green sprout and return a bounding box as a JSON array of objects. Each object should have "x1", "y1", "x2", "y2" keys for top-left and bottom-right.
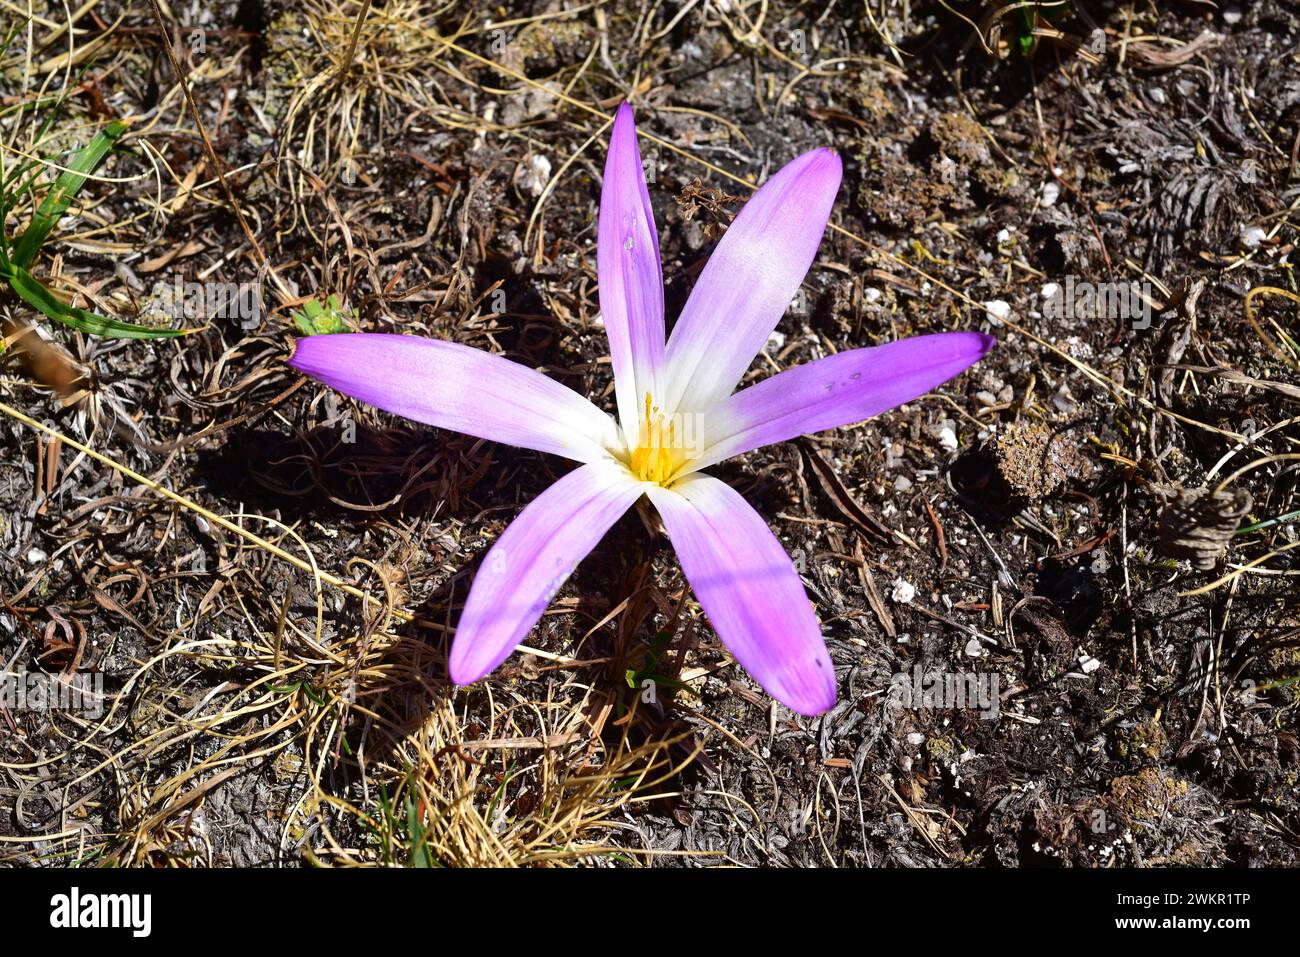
[
  {"x1": 1013, "y1": 1, "x2": 1069, "y2": 57},
  {"x1": 624, "y1": 629, "x2": 695, "y2": 706},
  {"x1": 290, "y1": 293, "x2": 356, "y2": 335}
]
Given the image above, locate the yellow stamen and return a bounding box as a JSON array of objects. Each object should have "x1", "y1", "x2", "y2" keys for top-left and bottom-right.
[{"x1": 629, "y1": 391, "x2": 682, "y2": 485}]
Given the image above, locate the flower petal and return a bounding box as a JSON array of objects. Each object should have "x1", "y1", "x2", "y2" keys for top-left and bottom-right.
[
  {"x1": 289, "y1": 333, "x2": 619, "y2": 462},
  {"x1": 449, "y1": 460, "x2": 648, "y2": 684},
  {"x1": 599, "y1": 102, "x2": 666, "y2": 431},
  {"x1": 691, "y1": 332, "x2": 995, "y2": 471},
  {"x1": 663, "y1": 148, "x2": 842, "y2": 416},
  {"x1": 646, "y1": 475, "x2": 835, "y2": 715}
]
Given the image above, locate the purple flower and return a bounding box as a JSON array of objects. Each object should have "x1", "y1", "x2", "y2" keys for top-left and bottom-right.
[{"x1": 289, "y1": 103, "x2": 994, "y2": 716}]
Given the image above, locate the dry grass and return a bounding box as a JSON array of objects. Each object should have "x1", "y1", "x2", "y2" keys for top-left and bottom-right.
[{"x1": 272, "y1": 0, "x2": 471, "y2": 194}]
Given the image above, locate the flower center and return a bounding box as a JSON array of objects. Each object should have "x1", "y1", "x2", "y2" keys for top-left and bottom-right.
[{"x1": 628, "y1": 392, "x2": 688, "y2": 485}]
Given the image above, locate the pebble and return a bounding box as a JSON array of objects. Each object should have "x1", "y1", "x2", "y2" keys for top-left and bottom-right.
[
  {"x1": 513, "y1": 154, "x2": 552, "y2": 199},
  {"x1": 1041, "y1": 181, "x2": 1060, "y2": 206},
  {"x1": 939, "y1": 426, "x2": 959, "y2": 451},
  {"x1": 982, "y1": 300, "x2": 1011, "y2": 325},
  {"x1": 682, "y1": 220, "x2": 705, "y2": 252},
  {"x1": 1079, "y1": 652, "x2": 1102, "y2": 675},
  {"x1": 965, "y1": 638, "x2": 985, "y2": 658},
  {"x1": 27, "y1": 548, "x2": 47, "y2": 564},
  {"x1": 891, "y1": 578, "x2": 916, "y2": 604},
  {"x1": 1241, "y1": 225, "x2": 1267, "y2": 248},
  {"x1": 906, "y1": 732, "x2": 926, "y2": 747},
  {"x1": 1052, "y1": 388, "x2": 1078, "y2": 414},
  {"x1": 893, "y1": 475, "x2": 913, "y2": 493}
]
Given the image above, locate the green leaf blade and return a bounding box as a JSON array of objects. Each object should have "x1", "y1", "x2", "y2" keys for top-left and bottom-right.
[
  {"x1": 2, "y1": 262, "x2": 189, "y2": 339},
  {"x1": 11, "y1": 118, "x2": 129, "y2": 269}
]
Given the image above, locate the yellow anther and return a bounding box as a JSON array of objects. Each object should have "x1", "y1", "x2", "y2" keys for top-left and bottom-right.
[{"x1": 629, "y1": 391, "x2": 682, "y2": 485}]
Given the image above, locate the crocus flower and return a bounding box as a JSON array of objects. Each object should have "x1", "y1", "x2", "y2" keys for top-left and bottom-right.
[{"x1": 289, "y1": 103, "x2": 993, "y2": 716}]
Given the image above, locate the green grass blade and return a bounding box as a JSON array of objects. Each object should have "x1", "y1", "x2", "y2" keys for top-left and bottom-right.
[
  {"x1": 1235, "y1": 508, "x2": 1300, "y2": 536},
  {"x1": 11, "y1": 118, "x2": 129, "y2": 268},
  {"x1": 0, "y1": 19, "x2": 21, "y2": 60},
  {"x1": 2, "y1": 262, "x2": 188, "y2": 339}
]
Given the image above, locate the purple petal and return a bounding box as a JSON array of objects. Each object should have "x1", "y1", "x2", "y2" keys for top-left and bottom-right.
[
  {"x1": 599, "y1": 102, "x2": 666, "y2": 430},
  {"x1": 693, "y1": 332, "x2": 995, "y2": 470},
  {"x1": 449, "y1": 461, "x2": 648, "y2": 684},
  {"x1": 646, "y1": 475, "x2": 835, "y2": 715},
  {"x1": 289, "y1": 333, "x2": 619, "y2": 462},
  {"x1": 663, "y1": 148, "x2": 842, "y2": 416}
]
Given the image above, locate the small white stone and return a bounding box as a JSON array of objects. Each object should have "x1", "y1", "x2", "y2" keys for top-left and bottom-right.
[
  {"x1": 1079, "y1": 652, "x2": 1101, "y2": 675},
  {"x1": 1241, "y1": 225, "x2": 1267, "y2": 248},
  {"x1": 939, "y1": 426, "x2": 959, "y2": 451},
  {"x1": 766, "y1": 330, "x2": 786, "y2": 351},
  {"x1": 513, "y1": 154, "x2": 553, "y2": 199},
  {"x1": 1041, "y1": 282, "x2": 1060, "y2": 300},
  {"x1": 906, "y1": 732, "x2": 926, "y2": 747},
  {"x1": 965, "y1": 638, "x2": 985, "y2": 658},
  {"x1": 996, "y1": 227, "x2": 1011, "y2": 244},
  {"x1": 1041, "y1": 181, "x2": 1060, "y2": 206},
  {"x1": 1223, "y1": 7, "x2": 1242, "y2": 24},
  {"x1": 982, "y1": 300, "x2": 1011, "y2": 325},
  {"x1": 893, "y1": 475, "x2": 913, "y2": 493},
  {"x1": 26, "y1": 548, "x2": 47, "y2": 564},
  {"x1": 864, "y1": 286, "x2": 882, "y2": 303},
  {"x1": 891, "y1": 578, "x2": 916, "y2": 604}
]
